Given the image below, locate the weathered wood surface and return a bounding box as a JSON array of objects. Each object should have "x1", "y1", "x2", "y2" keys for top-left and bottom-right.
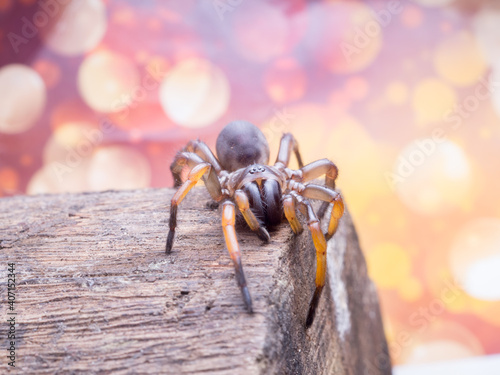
[{"x1": 0, "y1": 187, "x2": 391, "y2": 374}]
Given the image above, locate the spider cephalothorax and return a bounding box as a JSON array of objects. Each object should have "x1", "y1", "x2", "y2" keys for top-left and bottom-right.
[{"x1": 166, "y1": 120, "x2": 344, "y2": 328}]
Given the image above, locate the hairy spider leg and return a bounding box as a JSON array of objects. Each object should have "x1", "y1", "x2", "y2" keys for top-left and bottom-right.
[
  {"x1": 166, "y1": 162, "x2": 212, "y2": 253},
  {"x1": 301, "y1": 184, "x2": 344, "y2": 240},
  {"x1": 283, "y1": 194, "x2": 303, "y2": 234},
  {"x1": 275, "y1": 133, "x2": 304, "y2": 168},
  {"x1": 170, "y1": 152, "x2": 222, "y2": 202},
  {"x1": 221, "y1": 201, "x2": 253, "y2": 313},
  {"x1": 300, "y1": 159, "x2": 339, "y2": 219},
  {"x1": 291, "y1": 192, "x2": 328, "y2": 328},
  {"x1": 234, "y1": 190, "x2": 270, "y2": 242},
  {"x1": 184, "y1": 140, "x2": 223, "y2": 175}
]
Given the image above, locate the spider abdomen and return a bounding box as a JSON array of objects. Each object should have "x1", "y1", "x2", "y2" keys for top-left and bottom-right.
[
  {"x1": 216, "y1": 121, "x2": 270, "y2": 171},
  {"x1": 243, "y1": 179, "x2": 282, "y2": 227}
]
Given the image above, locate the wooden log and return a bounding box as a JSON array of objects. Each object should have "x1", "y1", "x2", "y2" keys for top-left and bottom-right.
[{"x1": 0, "y1": 187, "x2": 392, "y2": 374}]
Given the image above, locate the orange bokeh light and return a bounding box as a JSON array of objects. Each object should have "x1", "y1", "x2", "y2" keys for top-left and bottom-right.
[{"x1": 159, "y1": 58, "x2": 230, "y2": 129}]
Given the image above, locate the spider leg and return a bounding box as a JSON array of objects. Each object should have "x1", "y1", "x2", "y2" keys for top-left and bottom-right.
[
  {"x1": 234, "y1": 190, "x2": 270, "y2": 242},
  {"x1": 300, "y1": 159, "x2": 339, "y2": 218},
  {"x1": 291, "y1": 192, "x2": 327, "y2": 328},
  {"x1": 170, "y1": 152, "x2": 222, "y2": 202},
  {"x1": 301, "y1": 184, "x2": 344, "y2": 240},
  {"x1": 166, "y1": 162, "x2": 212, "y2": 253},
  {"x1": 184, "y1": 139, "x2": 223, "y2": 175},
  {"x1": 275, "y1": 133, "x2": 304, "y2": 168},
  {"x1": 221, "y1": 201, "x2": 253, "y2": 313},
  {"x1": 283, "y1": 194, "x2": 303, "y2": 234}
]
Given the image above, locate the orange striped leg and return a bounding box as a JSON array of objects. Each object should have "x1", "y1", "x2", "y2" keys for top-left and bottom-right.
[
  {"x1": 234, "y1": 190, "x2": 270, "y2": 242},
  {"x1": 283, "y1": 194, "x2": 303, "y2": 234},
  {"x1": 306, "y1": 207, "x2": 327, "y2": 327},
  {"x1": 301, "y1": 184, "x2": 344, "y2": 240},
  {"x1": 184, "y1": 140, "x2": 223, "y2": 175},
  {"x1": 170, "y1": 152, "x2": 222, "y2": 201},
  {"x1": 221, "y1": 201, "x2": 253, "y2": 313},
  {"x1": 166, "y1": 163, "x2": 211, "y2": 253},
  {"x1": 300, "y1": 159, "x2": 339, "y2": 218},
  {"x1": 292, "y1": 193, "x2": 328, "y2": 328}
]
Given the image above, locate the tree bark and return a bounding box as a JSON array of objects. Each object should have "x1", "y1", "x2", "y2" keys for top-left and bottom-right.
[{"x1": 0, "y1": 187, "x2": 391, "y2": 374}]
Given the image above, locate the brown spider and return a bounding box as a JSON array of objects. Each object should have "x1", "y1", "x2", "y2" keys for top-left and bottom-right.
[{"x1": 166, "y1": 121, "x2": 344, "y2": 328}]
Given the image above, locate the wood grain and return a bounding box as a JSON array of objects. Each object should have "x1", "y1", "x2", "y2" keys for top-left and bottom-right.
[{"x1": 0, "y1": 188, "x2": 391, "y2": 374}]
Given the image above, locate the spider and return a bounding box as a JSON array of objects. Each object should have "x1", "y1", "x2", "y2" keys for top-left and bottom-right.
[{"x1": 166, "y1": 120, "x2": 344, "y2": 328}]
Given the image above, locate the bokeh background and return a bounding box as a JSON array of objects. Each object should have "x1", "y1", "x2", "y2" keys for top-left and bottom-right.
[{"x1": 1, "y1": 0, "x2": 499, "y2": 369}]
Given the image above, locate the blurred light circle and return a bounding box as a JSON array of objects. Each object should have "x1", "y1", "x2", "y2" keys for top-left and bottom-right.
[
  {"x1": 400, "y1": 321, "x2": 483, "y2": 365},
  {"x1": 473, "y1": 8, "x2": 500, "y2": 66},
  {"x1": 412, "y1": 78, "x2": 456, "y2": 124},
  {"x1": 464, "y1": 257, "x2": 500, "y2": 299},
  {"x1": 450, "y1": 218, "x2": 500, "y2": 301},
  {"x1": 366, "y1": 243, "x2": 411, "y2": 289},
  {"x1": 43, "y1": 0, "x2": 107, "y2": 56},
  {"x1": 307, "y1": 1, "x2": 382, "y2": 74},
  {"x1": 78, "y1": 50, "x2": 140, "y2": 113},
  {"x1": 386, "y1": 81, "x2": 408, "y2": 105},
  {"x1": 41, "y1": 122, "x2": 100, "y2": 193},
  {"x1": 399, "y1": 277, "x2": 423, "y2": 302},
  {"x1": 394, "y1": 140, "x2": 472, "y2": 215},
  {"x1": 406, "y1": 340, "x2": 477, "y2": 364},
  {"x1": 433, "y1": 31, "x2": 487, "y2": 87},
  {"x1": 264, "y1": 58, "x2": 307, "y2": 103},
  {"x1": 0, "y1": 64, "x2": 46, "y2": 134},
  {"x1": 27, "y1": 166, "x2": 59, "y2": 195},
  {"x1": 27, "y1": 161, "x2": 91, "y2": 194},
  {"x1": 413, "y1": 0, "x2": 454, "y2": 7},
  {"x1": 87, "y1": 146, "x2": 151, "y2": 191},
  {"x1": 159, "y1": 58, "x2": 230, "y2": 128},
  {"x1": 43, "y1": 121, "x2": 99, "y2": 164},
  {"x1": 229, "y1": 2, "x2": 291, "y2": 63}
]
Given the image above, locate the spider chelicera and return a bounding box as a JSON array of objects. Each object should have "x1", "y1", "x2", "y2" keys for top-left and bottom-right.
[{"x1": 166, "y1": 120, "x2": 344, "y2": 328}]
